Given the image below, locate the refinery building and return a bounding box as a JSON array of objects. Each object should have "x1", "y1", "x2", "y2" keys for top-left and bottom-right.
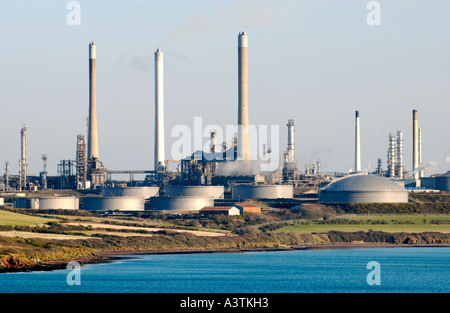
[{"x1": 1, "y1": 32, "x2": 448, "y2": 213}]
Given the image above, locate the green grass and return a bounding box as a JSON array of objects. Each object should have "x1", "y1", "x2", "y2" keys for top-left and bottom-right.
[
  {"x1": 274, "y1": 214, "x2": 450, "y2": 234},
  {"x1": 0, "y1": 209, "x2": 58, "y2": 227}
]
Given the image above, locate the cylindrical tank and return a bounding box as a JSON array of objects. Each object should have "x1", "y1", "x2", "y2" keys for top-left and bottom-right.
[
  {"x1": 101, "y1": 186, "x2": 159, "y2": 198},
  {"x1": 164, "y1": 186, "x2": 224, "y2": 199},
  {"x1": 0, "y1": 197, "x2": 4, "y2": 207},
  {"x1": 435, "y1": 171, "x2": 450, "y2": 191},
  {"x1": 14, "y1": 197, "x2": 79, "y2": 210},
  {"x1": 319, "y1": 174, "x2": 409, "y2": 203},
  {"x1": 149, "y1": 196, "x2": 214, "y2": 212},
  {"x1": 14, "y1": 197, "x2": 29, "y2": 209},
  {"x1": 83, "y1": 196, "x2": 145, "y2": 211},
  {"x1": 36, "y1": 197, "x2": 79, "y2": 210},
  {"x1": 232, "y1": 185, "x2": 294, "y2": 200}
]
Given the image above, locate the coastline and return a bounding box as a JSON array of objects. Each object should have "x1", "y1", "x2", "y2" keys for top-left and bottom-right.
[{"x1": 2, "y1": 242, "x2": 449, "y2": 274}]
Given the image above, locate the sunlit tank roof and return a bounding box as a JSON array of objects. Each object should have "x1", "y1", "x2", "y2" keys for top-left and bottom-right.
[{"x1": 321, "y1": 174, "x2": 406, "y2": 192}]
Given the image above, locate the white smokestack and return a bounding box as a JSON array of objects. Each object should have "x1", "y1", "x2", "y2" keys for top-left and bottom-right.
[
  {"x1": 355, "y1": 110, "x2": 361, "y2": 172},
  {"x1": 413, "y1": 109, "x2": 419, "y2": 179},
  {"x1": 237, "y1": 31, "x2": 249, "y2": 160},
  {"x1": 88, "y1": 41, "x2": 99, "y2": 160},
  {"x1": 419, "y1": 127, "x2": 423, "y2": 178},
  {"x1": 154, "y1": 48, "x2": 165, "y2": 171}
]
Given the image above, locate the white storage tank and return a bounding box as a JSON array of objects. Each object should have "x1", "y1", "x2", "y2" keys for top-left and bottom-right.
[
  {"x1": 231, "y1": 184, "x2": 294, "y2": 200},
  {"x1": 165, "y1": 186, "x2": 224, "y2": 199},
  {"x1": 101, "y1": 186, "x2": 159, "y2": 198},
  {"x1": 14, "y1": 197, "x2": 79, "y2": 210},
  {"x1": 83, "y1": 196, "x2": 145, "y2": 211},
  {"x1": 149, "y1": 196, "x2": 214, "y2": 212},
  {"x1": 319, "y1": 174, "x2": 409, "y2": 203},
  {"x1": 0, "y1": 197, "x2": 4, "y2": 207}
]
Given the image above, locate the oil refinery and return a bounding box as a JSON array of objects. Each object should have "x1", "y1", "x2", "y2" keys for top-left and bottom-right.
[{"x1": 1, "y1": 32, "x2": 448, "y2": 212}]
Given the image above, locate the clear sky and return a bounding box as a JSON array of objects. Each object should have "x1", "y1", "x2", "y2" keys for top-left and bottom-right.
[{"x1": 1, "y1": 0, "x2": 449, "y2": 177}]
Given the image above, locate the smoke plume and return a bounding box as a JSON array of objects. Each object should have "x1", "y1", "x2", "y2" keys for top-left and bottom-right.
[{"x1": 159, "y1": 0, "x2": 292, "y2": 47}]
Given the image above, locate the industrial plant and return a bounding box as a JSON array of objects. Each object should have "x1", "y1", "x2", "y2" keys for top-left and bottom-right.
[{"x1": 1, "y1": 32, "x2": 448, "y2": 213}]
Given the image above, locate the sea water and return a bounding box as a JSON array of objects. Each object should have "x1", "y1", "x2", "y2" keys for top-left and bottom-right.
[{"x1": 0, "y1": 247, "x2": 448, "y2": 293}]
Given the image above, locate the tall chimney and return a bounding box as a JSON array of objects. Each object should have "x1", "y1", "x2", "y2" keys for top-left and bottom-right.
[
  {"x1": 88, "y1": 41, "x2": 99, "y2": 160},
  {"x1": 412, "y1": 109, "x2": 419, "y2": 179},
  {"x1": 355, "y1": 110, "x2": 361, "y2": 172},
  {"x1": 419, "y1": 127, "x2": 423, "y2": 178},
  {"x1": 237, "y1": 31, "x2": 249, "y2": 160},
  {"x1": 154, "y1": 48, "x2": 165, "y2": 170}
]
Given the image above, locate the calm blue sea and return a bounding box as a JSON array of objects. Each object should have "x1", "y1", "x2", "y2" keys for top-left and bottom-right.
[{"x1": 0, "y1": 247, "x2": 449, "y2": 293}]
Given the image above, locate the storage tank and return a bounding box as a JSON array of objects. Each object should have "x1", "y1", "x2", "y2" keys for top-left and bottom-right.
[
  {"x1": 149, "y1": 196, "x2": 214, "y2": 212},
  {"x1": 231, "y1": 184, "x2": 294, "y2": 200},
  {"x1": 101, "y1": 186, "x2": 159, "y2": 198},
  {"x1": 319, "y1": 174, "x2": 409, "y2": 203},
  {"x1": 0, "y1": 197, "x2": 4, "y2": 207},
  {"x1": 14, "y1": 197, "x2": 29, "y2": 209},
  {"x1": 435, "y1": 171, "x2": 450, "y2": 191},
  {"x1": 83, "y1": 196, "x2": 145, "y2": 211},
  {"x1": 14, "y1": 197, "x2": 79, "y2": 210},
  {"x1": 165, "y1": 186, "x2": 224, "y2": 199},
  {"x1": 420, "y1": 177, "x2": 436, "y2": 189}
]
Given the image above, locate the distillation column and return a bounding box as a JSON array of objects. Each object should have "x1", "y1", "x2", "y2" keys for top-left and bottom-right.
[
  {"x1": 396, "y1": 130, "x2": 403, "y2": 179},
  {"x1": 287, "y1": 119, "x2": 295, "y2": 163},
  {"x1": 19, "y1": 126, "x2": 28, "y2": 190}
]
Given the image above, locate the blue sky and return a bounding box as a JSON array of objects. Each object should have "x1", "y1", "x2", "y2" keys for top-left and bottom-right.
[{"x1": 0, "y1": 0, "x2": 449, "y2": 176}]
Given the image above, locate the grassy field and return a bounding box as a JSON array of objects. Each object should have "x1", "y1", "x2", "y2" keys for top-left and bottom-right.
[
  {"x1": 0, "y1": 210, "x2": 58, "y2": 227},
  {"x1": 0, "y1": 209, "x2": 232, "y2": 240},
  {"x1": 274, "y1": 214, "x2": 450, "y2": 234}
]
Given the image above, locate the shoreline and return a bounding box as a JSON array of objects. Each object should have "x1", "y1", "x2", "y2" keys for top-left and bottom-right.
[{"x1": 2, "y1": 242, "x2": 449, "y2": 274}]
